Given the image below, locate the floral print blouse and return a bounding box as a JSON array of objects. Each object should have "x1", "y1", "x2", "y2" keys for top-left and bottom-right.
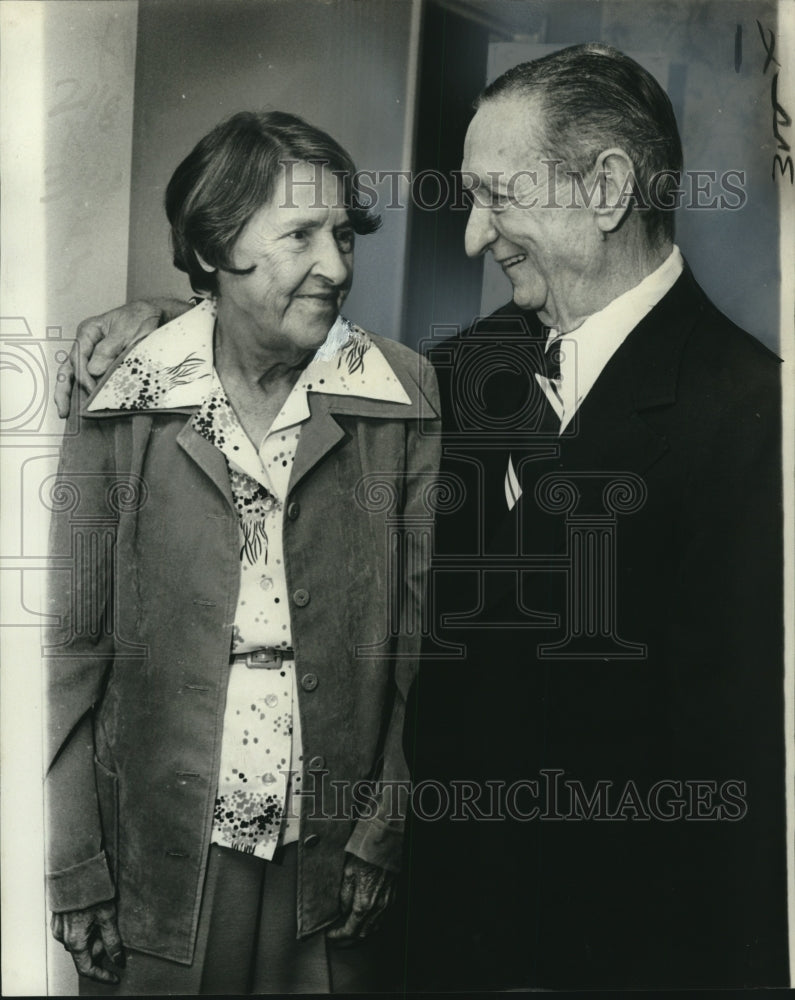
[{"x1": 87, "y1": 299, "x2": 411, "y2": 860}]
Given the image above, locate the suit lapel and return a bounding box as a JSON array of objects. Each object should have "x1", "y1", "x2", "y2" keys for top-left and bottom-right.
[
  {"x1": 488, "y1": 268, "x2": 705, "y2": 554},
  {"x1": 87, "y1": 402, "x2": 236, "y2": 511},
  {"x1": 560, "y1": 266, "x2": 705, "y2": 477},
  {"x1": 562, "y1": 350, "x2": 669, "y2": 477},
  {"x1": 289, "y1": 377, "x2": 432, "y2": 494},
  {"x1": 176, "y1": 419, "x2": 236, "y2": 511},
  {"x1": 90, "y1": 357, "x2": 434, "y2": 510},
  {"x1": 288, "y1": 393, "x2": 347, "y2": 493},
  {"x1": 451, "y1": 266, "x2": 710, "y2": 614}
]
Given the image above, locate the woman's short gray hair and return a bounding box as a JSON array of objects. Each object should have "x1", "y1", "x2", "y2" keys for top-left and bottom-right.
[{"x1": 165, "y1": 110, "x2": 381, "y2": 295}]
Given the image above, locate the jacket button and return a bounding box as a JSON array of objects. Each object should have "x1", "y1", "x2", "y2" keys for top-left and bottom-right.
[
  {"x1": 301, "y1": 673, "x2": 319, "y2": 692},
  {"x1": 287, "y1": 501, "x2": 301, "y2": 520},
  {"x1": 303, "y1": 834, "x2": 320, "y2": 848},
  {"x1": 308, "y1": 755, "x2": 325, "y2": 769},
  {"x1": 293, "y1": 588, "x2": 310, "y2": 607}
]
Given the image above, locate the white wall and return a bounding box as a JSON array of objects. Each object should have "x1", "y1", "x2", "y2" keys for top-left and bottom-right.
[{"x1": 0, "y1": 2, "x2": 139, "y2": 994}]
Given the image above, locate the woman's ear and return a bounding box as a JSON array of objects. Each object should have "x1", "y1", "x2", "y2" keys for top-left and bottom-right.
[{"x1": 195, "y1": 251, "x2": 217, "y2": 274}]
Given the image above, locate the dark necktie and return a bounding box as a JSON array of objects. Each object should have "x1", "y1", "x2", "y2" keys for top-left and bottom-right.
[
  {"x1": 505, "y1": 335, "x2": 563, "y2": 509},
  {"x1": 543, "y1": 337, "x2": 562, "y2": 381},
  {"x1": 536, "y1": 334, "x2": 563, "y2": 433}
]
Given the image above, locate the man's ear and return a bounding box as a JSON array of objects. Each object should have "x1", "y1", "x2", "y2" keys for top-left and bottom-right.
[
  {"x1": 195, "y1": 251, "x2": 217, "y2": 274},
  {"x1": 588, "y1": 148, "x2": 637, "y2": 234}
]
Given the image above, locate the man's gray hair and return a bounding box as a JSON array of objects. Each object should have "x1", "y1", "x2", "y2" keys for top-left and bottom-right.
[{"x1": 478, "y1": 43, "x2": 683, "y2": 242}]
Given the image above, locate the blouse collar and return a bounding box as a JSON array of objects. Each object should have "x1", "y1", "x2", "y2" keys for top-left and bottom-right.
[{"x1": 87, "y1": 299, "x2": 411, "y2": 414}]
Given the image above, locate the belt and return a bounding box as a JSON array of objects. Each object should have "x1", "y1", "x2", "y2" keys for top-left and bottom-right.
[{"x1": 231, "y1": 647, "x2": 295, "y2": 669}]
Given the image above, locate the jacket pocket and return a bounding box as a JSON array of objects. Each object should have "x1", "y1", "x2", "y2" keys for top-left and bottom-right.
[{"x1": 94, "y1": 755, "x2": 119, "y2": 885}]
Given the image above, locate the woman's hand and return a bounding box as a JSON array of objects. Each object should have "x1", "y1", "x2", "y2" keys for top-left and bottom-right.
[
  {"x1": 54, "y1": 298, "x2": 192, "y2": 419},
  {"x1": 50, "y1": 900, "x2": 124, "y2": 984},
  {"x1": 326, "y1": 854, "x2": 396, "y2": 947}
]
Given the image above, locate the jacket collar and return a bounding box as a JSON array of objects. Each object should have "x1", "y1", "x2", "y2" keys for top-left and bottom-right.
[
  {"x1": 543, "y1": 247, "x2": 684, "y2": 431},
  {"x1": 622, "y1": 263, "x2": 705, "y2": 412},
  {"x1": 558, "y1": 264, "x2": 706, "y2": 475},
  {"x1": 84, "y1": 300, "x2": 426, "y2": 507},
  {"x1": 85, "y1": 300, "x2": 414, "y2": 416}
]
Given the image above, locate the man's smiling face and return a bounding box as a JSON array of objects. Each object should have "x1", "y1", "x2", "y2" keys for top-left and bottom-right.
[{"x1": 461, "y1": 94, "x2": 601, "y2": 331}]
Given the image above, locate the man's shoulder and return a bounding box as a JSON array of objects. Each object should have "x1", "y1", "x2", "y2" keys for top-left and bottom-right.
[
  {"x1": 678, "y1": 278, "x2": 781, "y2": 401},
  {"x1": 692, "y1": 299, "x2": 780, "y2": 368},
  {"x1": 632, "y1": 266, "x2": 780, "y2": 406},
  {"x1": 423, "y1": 301, "x2": 543, "y2": 363},
  {"x1": 634, "y1": 270, "x2": 782, "y2": 461},
  {"x1": 417, "y1": 303, "x2": 544, "y2": 432}
]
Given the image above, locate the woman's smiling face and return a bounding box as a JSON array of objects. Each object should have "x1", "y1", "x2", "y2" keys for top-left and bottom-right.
[{"x1": 214, "y1": 161, "x2": 355, "y2": 356}]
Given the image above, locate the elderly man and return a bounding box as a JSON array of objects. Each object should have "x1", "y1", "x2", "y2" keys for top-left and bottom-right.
[
  {"x1": 410, "y1": 43, "x2": 788, "y2": 990},
  {"x1": 57, "y1": 44, "x2": 788, "y2": 991}
]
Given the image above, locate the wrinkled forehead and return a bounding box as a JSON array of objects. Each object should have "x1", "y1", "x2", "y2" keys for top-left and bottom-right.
[
  {"x1": 270, "y1": 160, "x2": 348, "y2": 215},
  {"x1": 461, "y1": 95, "x2": 547, "y2": 179},
  {"x1": 237, "y1": 162, "x2": 351, "y2": 244}
]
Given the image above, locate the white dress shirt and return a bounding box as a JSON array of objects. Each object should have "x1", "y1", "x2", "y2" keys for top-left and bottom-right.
[
  {"x1": 537, "y1": 246, "x2": 684, "y2": 432},
  {"x1": 506, "y1": 247, "x2": 684, "y2": 511}
]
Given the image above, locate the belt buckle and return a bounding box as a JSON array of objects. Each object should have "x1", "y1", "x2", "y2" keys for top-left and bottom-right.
[{"x1": 245, "y1": 649, "x2": 283, "y2": 669}]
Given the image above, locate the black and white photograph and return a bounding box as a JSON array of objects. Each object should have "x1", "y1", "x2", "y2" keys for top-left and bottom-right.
[{"x1": 1, "y1": 0, "x2": 793, "y2": 995}]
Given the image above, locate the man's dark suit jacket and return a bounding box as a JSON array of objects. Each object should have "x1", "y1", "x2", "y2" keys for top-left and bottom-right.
[{"x1": 405, "y1": 265, "x2": 788, "y2": 989}]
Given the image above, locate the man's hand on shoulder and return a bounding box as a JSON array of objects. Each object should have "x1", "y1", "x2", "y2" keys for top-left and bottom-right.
[
  {"x1": 55, "y1": 297, "x2": 192, "y2": 419},
  {"x1": 326, "y1": 853, "x2": 397, "y2": 947},
  {"x1": 51, "y1": 899, "x2": 124, "y2": 984}
]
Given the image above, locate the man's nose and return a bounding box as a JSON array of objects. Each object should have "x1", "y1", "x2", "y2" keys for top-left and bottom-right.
[
  {"x1": 313, "y1": 236, "x2": 351, "y2": 286},
  {"x1": 464, "y1": 203, "x2": 497, "y2": 257}
]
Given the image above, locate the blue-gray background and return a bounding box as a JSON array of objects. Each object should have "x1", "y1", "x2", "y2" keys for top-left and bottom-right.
[{"x1": 127, "y1": 0, "x2": 782, "y2": 352}]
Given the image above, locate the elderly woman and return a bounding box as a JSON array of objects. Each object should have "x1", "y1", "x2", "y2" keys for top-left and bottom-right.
[{"x1": 46, "y1": 111, "x2": 440, "y2": 994}]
